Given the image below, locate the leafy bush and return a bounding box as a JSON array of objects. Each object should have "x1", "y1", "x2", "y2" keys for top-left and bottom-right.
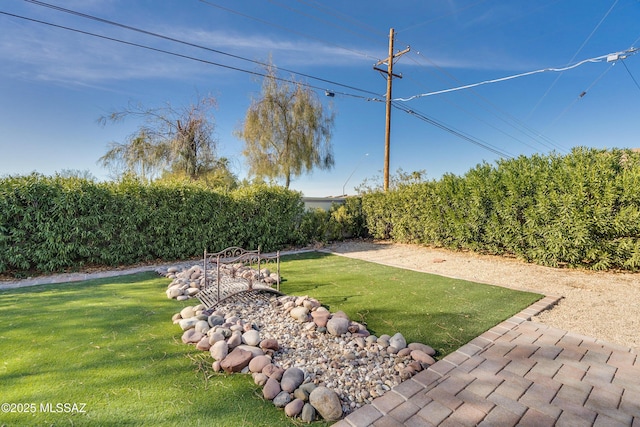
[
  {"x1": 0, "y1": 175, "x2": 305, "y2": 276},
  {"x1": 361, "y1": 148, "x2": 640, "y2": 271}
]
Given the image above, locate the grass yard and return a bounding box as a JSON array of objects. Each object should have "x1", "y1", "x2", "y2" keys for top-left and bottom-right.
[
  {"x1": 279, "y1": 252, "x2": 542, "y2": 356},
  {"x1": 0, "y1": 252, "x2": 541, "y2": 426}
]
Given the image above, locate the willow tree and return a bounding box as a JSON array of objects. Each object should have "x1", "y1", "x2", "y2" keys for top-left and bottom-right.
[
  {"x1": 98, "y1": 96, "x2": 219, "y2": 181},
  {"x1": 236, "y1": 65, "x2": 335, "y2": 188}
]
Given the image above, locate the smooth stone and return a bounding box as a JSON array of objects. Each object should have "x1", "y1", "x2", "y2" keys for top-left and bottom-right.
[
  {"x1": 332, "y1": 310, "x2": 349, "y2": 320},
  {"x1": 408, "y1": 342, "x2": 436, "y2": 356},
  {"x1": 285, "y1": 398, "x2": 305, "y2": 417},
  {"x1": 180, "y1": 306, "x2": 195, "y2": 319},
  {"x1": 208, "y1": 332, "x2": 225, "y2": 345},
  {"x1": 253, "y1": 372, "x2": 268, "y2": 386},
  {"x1": 299, "y1": 382, "x2": 317, "y2": 396},
  {"x1": 249, "y1": 355, "x2": 271, "y2": 373},
  {"x1": 397, "y1": 347, "x2": 413, "y2": 357},
  {"x1": 281, "y1": 367, "x2": 305, "y2": 393},
  {"x1": 209, "y1": 340, "x2": 228, "y2": 361},
  {"x1": 195, "y1": 336, "x2": 211, "y2": 351},
  {"x1": 273, "y1": 391, "x2": 292, "y2": 408},
  {"x1": 290, "y1": 306, "x2": 310, "y2": 322},
  {"x1": 220, "y1": 347, "x2": 252, "y2": 373},
  {"x1": 301, "y1": 403, "x2": 316, "y2": 423},
  {"x1": 263, "y1": 377, "x2": 281, "y2": 400},
  {"x1": 181, "y1": 329, "x2": 204, "y2": 344},
  {"x1": 311, "y1": 311, "x2": 330, "y2": 327},
  {"x1": 326, "y1": 317, "x2": 350, "y2": 336},
  {"x1": 293, "y1": 387, "x2": 309, "y2": 401},
  {"x1": 242, "y1": 329, "x2": 261, "y2": 346},
  {"x1": 195, "y1": 320, "x2": 210, "y2": 334},
  {"x1": 309, "y1": 386, "x2": 342, "y2": 421},
  {"x1": 208, "y1": 315, "x2": 225, "y2": 327},
  {"x1": 227, "y1": 331, "x2": 242, "y2": 348},
  {"x1": 178, "y1": 318, "x2": 198, "y2": 331},
  {"x1": 262, "y1": 364, "x2": 285, "y2": 381},
  {"x1": 260, "y1": 338, "x2": 279, "y2": 351},
  {"x1": 236, "y1": 344, "x2": 264, "y2": 358},
  {"x1": 410, "y1": 349, "x2": 436, "y2": 365},
  {"x1": 389, "y1": 332, "x2": 407, "y2": 350}
]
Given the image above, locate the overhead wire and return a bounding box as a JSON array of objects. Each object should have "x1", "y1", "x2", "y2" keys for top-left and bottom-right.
[
  {"x1": 21, "y1": 0, "x2": 382, "y2": 99},
  {"x1": 546, "y1": 62, "x2": 617, "y2": 129},
  {"x1": 527, "y1": 0, "x2": 619, "y2": 119},
  {"x1": 621, "y1": 59, "x2": 640, "y2": 92},
  {"x1": 0, "y1": 10, "x2": 380, "y2": 103},
  {"x1": 406, "y1": 51, "x2": 567, "y2": 154},
  {"x1": 392, "y1": 48, "x2": 638, "y2": 102},
  {"x1": 391, "y1": 101, "x2": 514, "y2": 159}
]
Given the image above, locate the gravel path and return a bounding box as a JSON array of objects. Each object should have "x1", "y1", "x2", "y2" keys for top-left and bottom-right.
[{"x1": 326, "y1": 240, "x2": 640, "y2": 353}]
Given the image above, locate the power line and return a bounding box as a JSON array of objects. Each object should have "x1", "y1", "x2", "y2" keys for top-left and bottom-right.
[
  {"x1": 621, "y1": 59, "x2": 640, "y2": 92},
  {"x1": 392, "y1": 47, "x2": 639, "y2": 102},
  {"x1": 527, "y1": 0, "x2": 620, "y2": 119},
  {"x1": 391, "y1": 101, "x2": 514, "y2": 159},
  {"x1": 0, "y1": 10, "x2": 381, "y2": 104},
  {"x1": 403, "y1": 52, "x2": 567, "y2": 154},
  {"x1": 21, "y1": 0, "x2": 382, "y2": 99}
]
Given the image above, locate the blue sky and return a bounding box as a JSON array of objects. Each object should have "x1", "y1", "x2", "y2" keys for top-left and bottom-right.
[{"x1": 1, "y1": 0, "x2": 639, "y2": 196}]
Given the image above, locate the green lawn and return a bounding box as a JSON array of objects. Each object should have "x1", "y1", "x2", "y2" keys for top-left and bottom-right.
[
  {"x1": 0, "y1": 252, "x2": 542, "y2": 426},
  {"x1": 280, "y1": 252, "x2": 541, "y2": 356}
]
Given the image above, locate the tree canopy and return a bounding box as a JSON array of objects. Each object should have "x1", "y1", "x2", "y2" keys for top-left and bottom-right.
[
  {"x1": 98, "y1": 95, "x2": 235, "y2": 186},
  {"x1": 236, "y1": 64, "x2": 335, "y2": 188}
]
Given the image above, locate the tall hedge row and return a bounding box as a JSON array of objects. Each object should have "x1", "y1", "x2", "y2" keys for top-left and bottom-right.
[
  {"x1": 362, "y1": 147, "x2": 640, "y2": 271},
  {"x1": 0, "y1": 175, "x2": 305, "y2": 276}
]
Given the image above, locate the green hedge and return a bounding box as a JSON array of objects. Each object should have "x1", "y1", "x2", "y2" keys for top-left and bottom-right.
[
  {"x1": 0, "y1": 175, "x2": 305, "y2": 276},
  {"x1": 362, "y1": 147, "x2": 640, "y2": 271}
]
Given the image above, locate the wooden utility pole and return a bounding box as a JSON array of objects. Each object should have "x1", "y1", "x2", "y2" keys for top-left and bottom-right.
[{"x1": 374, "y1": 28, "x2": 410, "y2": 191}]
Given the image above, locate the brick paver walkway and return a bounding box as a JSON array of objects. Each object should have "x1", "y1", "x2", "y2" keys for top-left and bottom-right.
[{"x1": 334, "y1": 296, "x2": 640, "y2": 427}]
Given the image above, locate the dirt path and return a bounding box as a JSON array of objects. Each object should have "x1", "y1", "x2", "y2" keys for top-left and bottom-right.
[{"x1": 327, "y1": 240, "x2": 640, "y2": 353}]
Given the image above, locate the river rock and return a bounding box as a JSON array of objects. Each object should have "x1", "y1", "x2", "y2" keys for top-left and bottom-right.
[
  {"x1": 389, "y1": 332, "x2": 407, "y2": 350},
  {"x1": 181, "y1": 329, "x2": 204, "y2": 344},
  {"x1": 263, "y1": 364, "x2": 285, "y2": 380},
  {"x1": 208, "y1": 331, "x2": 225, "y2": 345},
  {"x1": 260, "y1": 338, "x2": 279, "y2": 351},
  {"x1": 242, "y1": 329, "x2": 261, "y2": 346},
  {"x1": 236, "y1": 344, "x2": 264, "y2": 358},
  {"x1": 196, "y1": 336, "x2": 211, "y2": 351},
  {"x1": 301, "y1": 403, "x2": 316, "y2": 423},
  {"x1": 208, "y1": 315, "x2": 225, "y2": 327},
  {"x1": 227, "y1": 331, "x2": 242, "y2": 348},
  {"x1": 411, "y1": 349, "x2": 436, "y2": 365},
  {"x1": 180, "y1": 306, "x2": 195, "y2": 319},
  {"x1": 311, "y1": 310, "x2": 330, "y2": 327},
  {"x1": 220, "y1": 347, "x2": 252, "y2": 373},
  {"x1": 309, "y1": 386, "x2": 342, "y2": 421},
  {"x1": 209, "y1": 340, "x2": 228, "y2": 361},
  {"x1": 326, "y1": 317, "x2": 350, "y2": 336},
  {"x1": 178, "y1": 317, "x2": 198, "y2": 331},
  {"x1": 273, "y1": 391, "x2": 292, "y2": 408},
  {"x1": 285, "y1": 398, "x2": 305, "y2": 417},
  {"x1": 263, "y1": 377, "x2": 281, "y2": 400},
  {"x1": 290, "y1": 306, "x2": 310, "y2": 322},
  {"x1": 281, "y1": 367, "x2": 305, "y2": 392},
  {"x1": 253, "y1": 372, "x2": 268, "y2": 386},
  {"x1": 408, "y1": 342, "x2": 436, "y2": 356},
  {"x1": 249, "y1": 355, "x2": 271, "y2": 373}
]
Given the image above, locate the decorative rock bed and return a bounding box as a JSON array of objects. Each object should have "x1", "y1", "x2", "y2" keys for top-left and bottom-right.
[{"x1": 161, "y1": 265, "x2": 438, "y2": 423}]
